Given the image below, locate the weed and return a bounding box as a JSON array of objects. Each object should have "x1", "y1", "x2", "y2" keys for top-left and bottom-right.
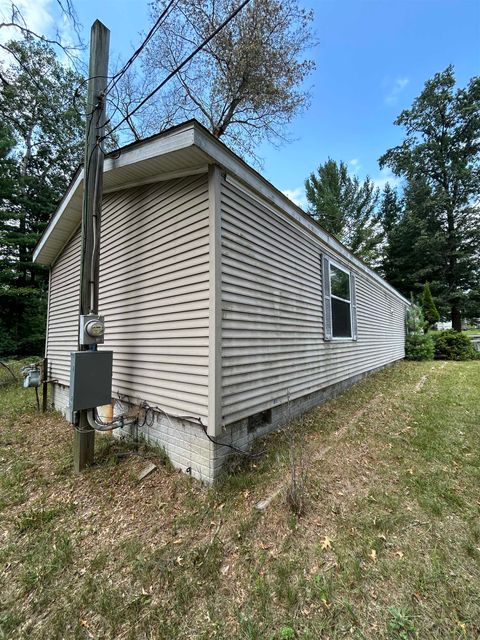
[
  {"x1": 284, "y1": 407, "x2": 307, "y2": 517},
  {"x1": 387, "y1": 607, "x2": 416, "y2": 639}
]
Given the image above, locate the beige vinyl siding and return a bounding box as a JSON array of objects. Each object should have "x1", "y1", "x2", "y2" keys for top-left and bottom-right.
[
  {"x1": 220, "y1": 177, "x2": 406, "y2": 425},
  {"x1": 46, "y1": 174, "x2": 210, "y2": 419},
  {"x1": 46, "y1": 229, "x2": 81, "y2": 384}
]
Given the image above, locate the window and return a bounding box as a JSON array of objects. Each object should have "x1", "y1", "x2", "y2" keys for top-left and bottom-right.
[
  {"x1": 322, "y1": 256, "x2": 357, "y2": 341},
  {"x1": 330, "y1": 263, "x2": 352, "y2": 338}
]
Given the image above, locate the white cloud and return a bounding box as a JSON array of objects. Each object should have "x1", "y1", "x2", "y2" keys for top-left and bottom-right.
[
  {"x1": 384, "y1": 76, "x2": 410, "y2": 106},
  {"x1": 0, "y1": 0, "x2": 54, "y2": 38},
  {"x1": 349, "y1": 158, "x2": 361, "y2": 174},
  {"x1": 0, "y1": 0, "x2": 75, "y2": 64},
  {"x1": 282, "y1": 187, "x2": 307, "y2": 210},
  {"x1": 372, "y1": 167, "x2": 402, "y2": 191}
]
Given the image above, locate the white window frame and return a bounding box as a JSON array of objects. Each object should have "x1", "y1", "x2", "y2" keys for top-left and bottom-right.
[{"x1": 323, "y1": 255, "x2": 358, "y2": 342}]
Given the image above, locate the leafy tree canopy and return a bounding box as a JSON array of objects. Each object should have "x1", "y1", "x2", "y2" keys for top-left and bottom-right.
[
  {"x1": 0, "y1": 38, "x2": 85, "y2": 356},
  {"x1": 139, "y1": 0, "x2": 316, "y2": 160},
  {"x1": 380, "y1": 66, "x2": 480, "y2": 330}
]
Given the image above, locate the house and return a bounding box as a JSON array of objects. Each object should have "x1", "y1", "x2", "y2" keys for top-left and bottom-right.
[{"x1": 33, "y1": 120, "x2": 409, "y2": 483}]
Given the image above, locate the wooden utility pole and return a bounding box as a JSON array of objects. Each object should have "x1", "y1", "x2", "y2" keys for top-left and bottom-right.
[
  {"x1": 74, "y1": 20, "x2": 110, "y2": 473},
  {"x1": 41, "y1": 357, "x2": 48, "y2": 413}
]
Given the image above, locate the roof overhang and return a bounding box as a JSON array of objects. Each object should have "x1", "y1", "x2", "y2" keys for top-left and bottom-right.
[
  {"x1": 33, "y1": 119, "x2": 409, "y2": 305},
  {"x1": 33, "y1": 121, "x2": 211, "y2": 266}
]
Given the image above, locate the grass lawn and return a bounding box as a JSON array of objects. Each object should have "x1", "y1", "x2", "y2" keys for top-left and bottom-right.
[
  {"x1": 429, "y1": 329, "x2": 479, "y2": 336},
  {"x1": 0, "y1": 360, "x2": 479, "y2": 639}
]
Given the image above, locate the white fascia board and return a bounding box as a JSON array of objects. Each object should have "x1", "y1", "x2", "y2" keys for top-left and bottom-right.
[
  {"x1": 192, "y1": 125, "x2": 410, "y2": 306},
  {"x1": 104, "y1": 124, "x2": 196, "y2": 173},
  {"x1": 33, "y1": 169, "x2": 83, "y2": 264}
]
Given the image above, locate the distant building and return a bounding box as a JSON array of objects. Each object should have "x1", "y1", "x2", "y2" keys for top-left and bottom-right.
[{"x1": 436, "y1": 321, "x2": 453, "y2": 330}]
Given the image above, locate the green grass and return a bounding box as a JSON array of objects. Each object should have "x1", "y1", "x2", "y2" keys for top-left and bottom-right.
[
  {"x1": 429, "y1": 328, "x2": 479, "y2": 336},
  {"x1": 463, "y1": 328, "x2": 480, "y2": 336},
  {"x1": 0, "y1": 360, "x2": 479, "y2": 639}
]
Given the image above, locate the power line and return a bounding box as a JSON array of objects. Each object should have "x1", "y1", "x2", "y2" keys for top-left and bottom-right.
[
  {"x1": 72, "y1": 0, "x2": 176, "y2": 120},
  {"x1": 105, "y1": 0, "x2": 177, "y2": 95},
  {"x1": 102, "y1": 0, "x2": 252, "y2": 141}
]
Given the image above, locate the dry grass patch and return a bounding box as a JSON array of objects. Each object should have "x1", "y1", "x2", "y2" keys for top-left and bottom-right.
[{"x1": 0, "y1": 360, "x2": 479, "y2": 639}]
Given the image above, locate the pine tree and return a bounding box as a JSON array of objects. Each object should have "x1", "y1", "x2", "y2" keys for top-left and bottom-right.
[
  {"x1": 422, "y1": 282, "x2": 440, "y2": 330},
  {"x1": 381, "y1": 176, "x2": 447, "y2": 315},
  {"x1": 304, "y1": 159, "x2": 382, "y2": 264},
  {"x1": 0, "y1": 39, "x2": 84, "y2": 356},
  {"x1": 378, "y1": 182, "x2": 401, "y2": 278},
  {"x1": 380, "y1": 67, "x2": 480, "y2": 330}
]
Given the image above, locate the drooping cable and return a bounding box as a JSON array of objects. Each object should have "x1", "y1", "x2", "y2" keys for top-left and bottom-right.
[
  {"x1": 122, "y1": 397, "x2": 266, "y2": 460},
  {"x1": 101, "y1": 0, "x2": 252, "y2": 140},
  {"x1": 105, "y1": 0, "x2": 177, "y2": 95}
]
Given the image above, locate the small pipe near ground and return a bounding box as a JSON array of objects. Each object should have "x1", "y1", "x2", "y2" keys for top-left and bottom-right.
[
  {"x1": 86, "y1": 409, "x2": 136, "y2": 432},
  {"x1": 96, "y1": 403, "x2": 113, "y2": 436}
]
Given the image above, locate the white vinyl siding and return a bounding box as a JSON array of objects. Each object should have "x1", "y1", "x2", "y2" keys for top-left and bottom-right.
[
  {"x1": 46, "y1": 174, "x2": 210, "y2": 419},
  {"x1": 46, "y1": 230, "x2": 81, "y2": 384},
  {"x1": 220, "y1": 177, "x2": 406, "y2": 426}
]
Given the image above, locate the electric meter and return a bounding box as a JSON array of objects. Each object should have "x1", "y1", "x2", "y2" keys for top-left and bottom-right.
[
  {"x1": 79, "y1": 314, "x2": 105, "y2": 346},
  {"x1": 85, "y1": 319, "x2": 104, "y2": 338}
]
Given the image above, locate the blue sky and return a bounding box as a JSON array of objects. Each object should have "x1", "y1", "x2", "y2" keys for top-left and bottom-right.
[{"x1": 3, "y1": 0, "x2": 478, "y2": 207}]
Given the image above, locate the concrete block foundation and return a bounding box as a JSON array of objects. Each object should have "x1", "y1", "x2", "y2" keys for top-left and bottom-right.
[{"x1": 50, "y1": 361, "x2": 398, "y2": 483}]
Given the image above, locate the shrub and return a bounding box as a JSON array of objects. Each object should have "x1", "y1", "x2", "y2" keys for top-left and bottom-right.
[
  {"x1": 421, "y1": 282, "x2": 440, "y2": 330},
  {"x1": 405, "y1": 334, "x2": 434, "y2": 361},
  {"x1": 433, "y1": 330, "x2": 478, "y2": 360},
  {"x1": 406, "y1": 301, "x2": 425, "y2": 335}
]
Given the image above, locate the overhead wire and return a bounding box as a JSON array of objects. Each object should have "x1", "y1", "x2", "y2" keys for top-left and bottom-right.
[
  {"x1": 100, "y1": 0, "x2": 252, "y2": 141},
  {"x1": 71, "y1": 0, "x2": 176, "y2": 122},
  {"x1": 105, "y1": 0, "x2": 177, "y2": 95},
  {"x1": 73, "y1": 0, "x2": 262, "y2": 461}
]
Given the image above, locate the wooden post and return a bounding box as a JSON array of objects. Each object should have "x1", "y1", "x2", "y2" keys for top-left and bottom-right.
[
  {"x1": 74, "y1": 20, "x2": 110, "y2": 473},
  {"x1": 41, "y1": 357, "x2": 48, "y2": 412}
]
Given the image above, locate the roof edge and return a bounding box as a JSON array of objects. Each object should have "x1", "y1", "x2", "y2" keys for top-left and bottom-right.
[
  {"x1": 33, "y1": 121, "x2": 198, "y2": 265},
  {"x1": 191, "y1": 124, "x2": 410, "y2": 306}
]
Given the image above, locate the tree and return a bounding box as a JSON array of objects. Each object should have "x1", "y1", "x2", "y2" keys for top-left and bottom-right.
[
  {"x1": 378, "y1": 182, "x2": 401, "y2": 276},
  {"x1": 380, "y1": 66, "x2": 480, "y2": 331},
  {"x1": 304, "y1": 159, "x2": 382, "y2": 264},
  {"x1": 422, "y1": 282, "x2": 440, "y2": 330},
  {"x1": 379, "y1": 183, "x2": 401, "y2": 239},
  {"x1": 0, "y1": 39, "x2": 85, "y2": 356},
  {"x1": 139, "y1": 0, "x2": 315, "y2": 159},
  {"x1": 381, "y1": 177, "x2": 448, "y2": 313}
]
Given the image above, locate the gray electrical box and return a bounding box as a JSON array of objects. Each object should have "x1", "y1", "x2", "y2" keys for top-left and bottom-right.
[{"x1": 69, "y1": 351, "x2": 113, "y2": 414}]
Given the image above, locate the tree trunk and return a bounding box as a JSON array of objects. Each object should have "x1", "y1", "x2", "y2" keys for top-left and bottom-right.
[{"x1": 451, "y1": 306, "x2": 462, "y2": 332}]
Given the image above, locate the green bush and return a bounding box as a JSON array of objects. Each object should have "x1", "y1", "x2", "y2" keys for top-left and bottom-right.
[
  {"x1": 433, "y1": 330, "x2": 478, "y2": 360},
  {"x1": 405, "y1": 334, "x2": 434, "y2": 361},
  {"x1": 421, "y1": 282, "x2": 440, "y2": 330}
]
